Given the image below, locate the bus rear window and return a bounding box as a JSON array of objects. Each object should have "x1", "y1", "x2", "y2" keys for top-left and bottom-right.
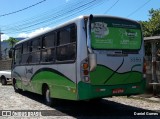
[{"x1": 91, "y1": 17, "x2": 142, "y2": 50}]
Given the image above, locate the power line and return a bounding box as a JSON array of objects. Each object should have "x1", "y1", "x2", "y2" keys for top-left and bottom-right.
[
  {"x1": 104, "y1": 0, "x2": 119, "y2": 14},
  {"x1": 0, "y1": 0, "x2": 47, "y2": 17},
  {"x1": 0, "y1": 0, "x2": 80, "y2": 28},
  {"x1": 1, "y1": 0, "x2": 103, "y2": 32},
  {"x1": 1, "y1": 0, "x2": 85, "y2": 30},
  {"x1": 127, "y1": 0, "x2": 151, "y2": 17},
  {"x1": 7, "y1": 0, "x2": 105, "y2": 34},
  {"x1": 16, "y1": 0, "x2": 97, "y2": 30},
  {"x1": 2, "y1": 0, "x2": 105, "y2": 34}
]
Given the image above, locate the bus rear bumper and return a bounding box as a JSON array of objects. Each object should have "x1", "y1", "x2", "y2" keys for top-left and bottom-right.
[{"x1": 78, "y1": 80, "x2": 146, "y2": 100}]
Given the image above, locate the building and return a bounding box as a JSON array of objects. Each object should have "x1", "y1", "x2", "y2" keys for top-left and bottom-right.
[
  {"x1": 1, "y1": 37, "x2": 25, "y2": 59},
  {"x1": 144, "y1": 36, "x2": 160, "y2": 93}
]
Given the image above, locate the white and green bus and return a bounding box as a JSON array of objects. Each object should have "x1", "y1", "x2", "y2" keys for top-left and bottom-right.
[{"x1": 10, "y1": 15, "x2": 145, "y2": 105}]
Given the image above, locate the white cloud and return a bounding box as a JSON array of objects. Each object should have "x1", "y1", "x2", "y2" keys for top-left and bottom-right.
[
  {"x1": 0, "y1": 27, "x2": 51, "y2": 42},
  {"x1": 17, "y1": 33, "x2": 28, "y2": 38},
  {"x1": 18, "y1": 27, "x2": 51, "y2": 38},
  {"x1": 66, "y1": 0, "x2": 71, "y2": 3},
  {"x1": 1, "y1": 34, "x2": 9, "y2": 41}
]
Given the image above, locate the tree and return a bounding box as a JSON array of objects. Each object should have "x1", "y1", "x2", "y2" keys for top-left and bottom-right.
[
  {"x1": 140, "y1": 8, "x2": 160, "y2": 37},
  {"x1": 3, "y1": 37, "x2": 19, "y2": 48},
  {"x1": 140, "y1": 9, "x2": 160, "y2": 58}
]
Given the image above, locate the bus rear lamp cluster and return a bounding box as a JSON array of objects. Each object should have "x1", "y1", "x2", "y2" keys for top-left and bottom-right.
[
  {"x1": 83, "y1": 63, "x2": 89, "y2": 69},
  {"x1": 83, "y1": 63, "x2": 89, "y2": 75},
  {"x1": 83, "y1": 70, "x2": 89, "y2": 75},
  {"x1": 81, "y1": 62, "x2": 90, "y2": 82},
  {"x1": 84, "y1": 76, "x2": 90, "y2": 82}
]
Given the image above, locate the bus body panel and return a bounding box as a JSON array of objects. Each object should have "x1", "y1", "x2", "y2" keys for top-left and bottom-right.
[
  {"x1": 12, "y1": 18, "x2": 80, "y2": 100},
  {"x1": 76, "y1": 17, "x2": 89, "y2": 83},
  {"x1": 78, "y1": 80, "x2": 145, "y2": 100},
  {"x1": 11, "y1": 15, "x2": 145, "y2": 101},
  {"x1": 77, "y1": 16, "x2": 145, "y2": 100},
  {"x1": 13, "y1": 61, "x2": 78, "y2": 100},
  {"x1": 90, "y1": 51, "x2": 143, "y2": 85}
]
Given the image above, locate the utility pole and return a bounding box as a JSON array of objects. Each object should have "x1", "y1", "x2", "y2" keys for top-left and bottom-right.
[{"x1": 0, "y1": 31, "x2": 4, "y2": 60}]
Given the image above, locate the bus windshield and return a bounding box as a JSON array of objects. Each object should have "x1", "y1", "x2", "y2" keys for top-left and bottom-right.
[{"x1": 91, "y1": 17, "x2": 142, "y2": 50}]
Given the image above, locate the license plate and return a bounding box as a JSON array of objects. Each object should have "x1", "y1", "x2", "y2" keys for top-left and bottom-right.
[{"x1": 112, "y1": 88, "x2": 124, "y2": 94}]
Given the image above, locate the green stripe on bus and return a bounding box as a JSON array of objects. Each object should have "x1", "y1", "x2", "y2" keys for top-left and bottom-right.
[
  {"x1": 30, "y1": 68, "x2": 77, "y2": 100},
  {"x1": 90, "y1": 65, "x2": 142, "y2": 85}
]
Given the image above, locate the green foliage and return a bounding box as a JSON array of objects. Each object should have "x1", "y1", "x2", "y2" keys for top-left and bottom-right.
[
  {"x1": 4, "y1": 37, "x2": 19, "y2": 48},
  {"x1": 140, "y1": 8, "x2": 160, "y2": 37}
]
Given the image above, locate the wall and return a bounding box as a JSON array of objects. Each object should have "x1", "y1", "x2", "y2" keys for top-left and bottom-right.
[{"x1": 0, "y1": 59, "x2": 12, "y2": 71}]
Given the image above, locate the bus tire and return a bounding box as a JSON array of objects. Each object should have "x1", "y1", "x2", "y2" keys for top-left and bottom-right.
[
  {"x1": 13, "y1": 79, "x2": 20, "y2": 93},
  {"x1": 1, "y1": 76, "x2": 7, "y2": 85},
  {"x1": 43, "y1": 86, "x2": 52, "y2": 106}
]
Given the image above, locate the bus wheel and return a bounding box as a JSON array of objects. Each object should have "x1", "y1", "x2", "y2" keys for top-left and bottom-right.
[
  {"x1": 44, "y1": 87, "x2": 52, "y2": 106},
  {"x1": 1, "y1": 77, "x2": 7, "y2": 85},
  {"x1": 13, "y1": 79, "x2": 20, "y2": 93}
]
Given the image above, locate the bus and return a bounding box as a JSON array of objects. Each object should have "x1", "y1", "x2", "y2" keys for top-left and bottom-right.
[{"x1": 10, "y1": 15, "x2": 145, "y2": 105}]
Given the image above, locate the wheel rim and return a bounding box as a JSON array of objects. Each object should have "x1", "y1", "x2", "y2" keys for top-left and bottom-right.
[{"x1": 46, "y1": 89, "x2": 50, "y2": 103}]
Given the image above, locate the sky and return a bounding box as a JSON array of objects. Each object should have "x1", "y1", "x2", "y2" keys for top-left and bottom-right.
[{"x1": 0, "y1": 0, "x2": 160, "y2": 41}]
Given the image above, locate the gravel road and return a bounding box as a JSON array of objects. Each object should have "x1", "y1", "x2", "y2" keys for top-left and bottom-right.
[
  {"x1": 0, "y1": 84, "x2": 160, "y2": 119},
  {"x1": 0, "y1": 84, "x2": 52, "y2": 110}
]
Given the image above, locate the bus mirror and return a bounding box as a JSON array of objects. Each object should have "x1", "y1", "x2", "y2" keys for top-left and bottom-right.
[
  {"x1": 8, "y1": 49, "x2": 13, "y2": 58},
  {"x1": 89, "y1": 53, "x2": 97, "y2": 71}
]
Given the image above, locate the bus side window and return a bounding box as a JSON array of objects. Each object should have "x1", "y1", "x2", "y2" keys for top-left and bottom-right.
[
  {"x1": 56, "y1": 24, "x2": 76, "y2": 61},
  {"x1": 41, "y1": 32, "x2": 56, "y2": 63},
  {"x1": 57, "y1": 29, "x2": 70, "y2": 46},
  {"x1": 70, "y1": 25, "x2": 77, "y2": 43},
  {"x1": 30, "y1": 39, "x2": 41, "y2": 64},
  {"x1": 14, "y1": 45, "x2": 22, "y2": 65},
  {"x1": 21, "y1": 42, "x2": 30, "y2": 64}
]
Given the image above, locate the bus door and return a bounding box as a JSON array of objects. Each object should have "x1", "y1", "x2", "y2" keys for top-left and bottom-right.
[
  {"x1": 23, "y1": 65, "x2": 33, "y2": 86},
  {"x1": 22, "y1": 39, "x2": 41, "y2": 90},
  {"x1": 12, "y1": 44, "x2": 24, "y2": 89}
]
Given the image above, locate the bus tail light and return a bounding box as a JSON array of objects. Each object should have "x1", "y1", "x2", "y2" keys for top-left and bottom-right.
[
  {"x1": 83, "y1": 70, "x2": 89, "y2": 75},
  {"x1": 83, "y1": 63, "x2": 89, "y2": 69}
]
